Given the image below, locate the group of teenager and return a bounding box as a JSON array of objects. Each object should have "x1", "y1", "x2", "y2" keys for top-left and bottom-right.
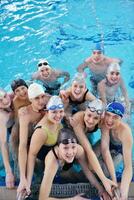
[{"x1": 0, "y1": 43, "x2": 133, "y2": 200}]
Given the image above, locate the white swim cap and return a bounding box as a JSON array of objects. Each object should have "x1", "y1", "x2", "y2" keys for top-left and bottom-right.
[
  {"x1": 87, "y1": 99, "x2": 104, "y2": 114},
  {"x1": 107, "y1": 62, "x2": 120, "y2": 74},
  {"x1": 0, "y1": 89, "x2": 6, "y2": 98},
  {"x1": 72, "y1": 73, "x2": 86, "y2": 85},
  {"x1": 46, "y1": 95, "x2": 64, "y2": 110},
  {"x1": 28, "y1": 83, "x2": 45, "y2": 99},
  {"x1": 38, "y1": 59, "x2": 51, "y2": 70}
]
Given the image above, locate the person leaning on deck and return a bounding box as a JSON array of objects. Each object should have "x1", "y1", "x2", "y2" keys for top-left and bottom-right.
[
  {"x1": 31, "y1": 58, "x2": 70, "y2": 95},
  {"x1": 24, "y1": 96, "x2": 65, "y2": 199},
  {"x1": 17, "y1": 83, "x2": 50, "y2": 196},
  {"x1": 32, "y1": 128, "x2": 113, "y2": 200},
  {"x1": 101, "y1": 101, "x2": 133, "y2": 200},
  {"x1": 77, "y1": 43, "x2": 122, "y2": 96},
  {"x1": 69, "y1": 99, "x2": 117, "y2": 196},
  {"x1": 10, "y1": 79, "x2": 31, "y2": 161},
  {"x1": 0, "y1": 89, "x2": 15, "y2": 189},
  {"x1": 60, "y1": 73, "x2": 96, "y2": 123}
]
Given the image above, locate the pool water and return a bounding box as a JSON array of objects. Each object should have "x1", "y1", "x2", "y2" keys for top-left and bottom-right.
[{"x1": 0, "y1": 0, "x2": 134, "y2": 182}]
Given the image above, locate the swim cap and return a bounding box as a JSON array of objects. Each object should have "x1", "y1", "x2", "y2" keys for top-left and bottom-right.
[
  {"x1": 106, "y1": 101, "x2": 125, "y2": 117},
  {"x1": 46, "y1": 95, "x2": 64, "y2": 110},
  {"x1": 94, "y1": 43, "x2": 104, "y2": 54},
  {"x1": 0, "y1": 89, "x2": 6, "y2": 98},
  {"x1": 72, "y1": 73, "x2": 86, "y2": 85},
  {"x1": 11, "y1": 79, "x2": 28, "y2": 92},
  {"x1": 107, "y1": 63, "x2": 120, "y2": 74},
  {"x1": 38, "y1": 59, "x2": 51, "y2": 70},
  {"x1": 87, "y1": 99, "x2": 104, "y2": 115},
  {"x1": 28, "y1": 83, "x2": 45, "y2": 99},
  {"x1": 57, "y1": 128, "x2": 77, "y2": 145}
]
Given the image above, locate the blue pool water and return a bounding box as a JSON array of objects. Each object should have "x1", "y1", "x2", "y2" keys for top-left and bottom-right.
[{"x1": 0, "y1": 0, "x2": 134, "y2": 182}]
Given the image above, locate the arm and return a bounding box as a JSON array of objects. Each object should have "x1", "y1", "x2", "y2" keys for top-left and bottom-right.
[
  {"x1": 77, "y1": 61, "x2": 89, "y2": 73},
  {"x1": 31, "y1": 72, "x2": 40, "y2": 81},
  {"x1": 77, "y1": 145, "x2": 111, "y2": 200},
  {"x1": 57, "y1": 71, "x2": 70, "y2": 85},
  {"x1": 120, "y1": 127, "x2": 133, "y2": 199},
  {"x1": 27, "y1": 129, "x2": 47, "y2": 187},
  {"x1": 101, "y1": 128, "x2": 117, "y2": 183},
  {"x1": 0, "y1": 113, "x2": 12, "y2": 175},
  {"x1": 18, "y1": 108, "x2": 30, "y2": 192},
  {"x1": 120, "y1": 78, "x2": 130, "y2": 113},
  {"x1": 97, "y1": 80, "x2": 107, "y2": 105},
  {"x1": 85, "y1": 91, "x2": 96, "y2": 102},
  {"x1": 77, "y1": 145, "x2": 105, "y2": 194}
]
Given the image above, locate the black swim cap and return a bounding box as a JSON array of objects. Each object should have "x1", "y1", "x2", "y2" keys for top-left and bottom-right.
[
  {"x1": 11, "y1": 79, "x2": 28, "y2": 92},
  {"x1": 57, "y1": 128, "x2": 77, "y2": 145}
]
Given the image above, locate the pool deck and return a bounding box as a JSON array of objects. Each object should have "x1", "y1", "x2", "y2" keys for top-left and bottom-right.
[{"x1": 0, "y1": 183, "x2": 134, "y2": 200}]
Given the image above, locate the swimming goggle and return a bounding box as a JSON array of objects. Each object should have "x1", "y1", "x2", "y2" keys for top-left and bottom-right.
[
  {"x1": 93, "y1": 50, "x2": 102, "y2": 55},
  {"x1": 106, "y1": 106, "x2": 123, "y2": 117},
  {"x1": 88, "y1": 106, "x2": 103, "y2": 115},
  {"x1": 47, "y1": 104, "x2": 64, "y2": 110},
  {"x1": 110, "y1": 71, "x2": 120, "y2": 76},
  {"x1": 38, "y1": 62, "x2": 49, "y2": 67},
  {"x1": 60, "y1": 138, "x2": 77, "y2": 145}
]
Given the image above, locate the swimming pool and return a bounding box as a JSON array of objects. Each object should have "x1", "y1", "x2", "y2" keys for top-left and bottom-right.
[{"x1": 0, "y1": 0, "x2": 134, "y2": 168}]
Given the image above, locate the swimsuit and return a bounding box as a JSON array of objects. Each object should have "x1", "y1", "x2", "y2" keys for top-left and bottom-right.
[
  {"x1": 110, "y1": 133, "x2": 122, "y2": 154},
  {"x1": 34, "y1": 124, "x2": 62, "y2": 160}
]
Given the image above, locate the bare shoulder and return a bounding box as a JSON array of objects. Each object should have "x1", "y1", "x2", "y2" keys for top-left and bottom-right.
[
  {"x1": 75, "y1": 144, "x2": 84, "y2": 159},
  {"x1": 120, "y1": 122, "x2": 133, "y2": 142},
  {"x1": 85, "y1": 56, "x2": 92, "y2": 63},
  {"x1": 18, "y1": 105, "x2": 30, "y2": 118},
  {"x1": 73, "y1": 111, "x2": 84, "y2": 121},
  {"x1": 32, "y1": 71, "x2": 41, "y2": 79},
  {"x1": 98, "y1": 79, "x2": 106, "y2": 87},
  {"x1": 0, "y1": 111, "x2": 9, "y2": 122},
  {"x1": 104, "y1": 56, "x2": 121, "y2": 64}
]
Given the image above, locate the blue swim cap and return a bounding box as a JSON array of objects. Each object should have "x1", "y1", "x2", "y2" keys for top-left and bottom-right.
[
  {"x1": 106, "y1": 101, "x2": 125, "y2": 118},
  {"x1": 94, "y1": 43, "x2": 104, "y2": 54}
]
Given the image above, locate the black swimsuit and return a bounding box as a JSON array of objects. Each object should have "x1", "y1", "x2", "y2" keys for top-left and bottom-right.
[{"x1": 69, "y1": 89, "x2": 89, "y2": 105}]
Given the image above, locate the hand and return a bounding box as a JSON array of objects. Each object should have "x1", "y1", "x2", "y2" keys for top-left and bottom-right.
[
  {"x1": 73, "y1": 194, "x2": 90, "y2": 200},
  {"x1": 60, "y1": 90, "x2": 69, "y2": 102},
  {"x1": 100, "y1": 190, "x2": 112, "y2": 200},
  {"x1": 17, "y1": 179, "x2": 31, "y2": 199},
  {"x1": 102, "y1": 177, "x2": 117, "y2": 198}
]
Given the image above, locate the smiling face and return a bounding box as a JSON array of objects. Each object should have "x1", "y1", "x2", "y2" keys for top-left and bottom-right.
[
  {"x1": 71, "y1": 81, "x2": 86, "y2": 99},
  {"x1": 48, "y1": 108, "x2": 65, "y2": 124},
  {"x1": 0, "y1": 92, "x2": 11, "y2": 109},
  {"x1": 59, "y1": 142, "x2": 77, "y2": 163},
  {"x1": 84, "y1": 108, "x2": 101, "y2": 129},
  {"x1": 104, "y1": 111, "x2": 121, "y2": 129},
  {"x1": 107, "y1": 71, "x2": 120, "y2": 85},
  {"x1": 39, "y1": 66, "x2": 52, "y2": 79},
  {"x1": 30, "y1": 93, "x2": 46, "y2": 111},
  {"x1": 14, "y1": 85, "x2": 28, "y2": 100}
]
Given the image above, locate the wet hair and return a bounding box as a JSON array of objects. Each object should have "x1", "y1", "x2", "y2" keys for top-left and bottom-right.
[
  {"x1": 57, "y1": 128, "x2": 77, "y2": 145},
  {"x1": 11, "y1": 78, "x2": 28, "y2": 92}
]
